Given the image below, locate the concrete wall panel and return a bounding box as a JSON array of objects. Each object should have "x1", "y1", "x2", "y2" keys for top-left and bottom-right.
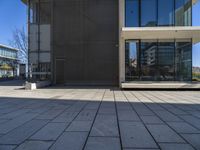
[{"x1": 53, "y1": 0, "x2": 119, "y2": 85}]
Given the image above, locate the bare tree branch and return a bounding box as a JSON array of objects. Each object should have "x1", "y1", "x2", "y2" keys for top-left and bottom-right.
[{"x1": 9, "y1": 26, "x2": 28, "y2": 64}]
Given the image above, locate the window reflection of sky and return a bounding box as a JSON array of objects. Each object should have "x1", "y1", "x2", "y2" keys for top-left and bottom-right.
[
  {"x1": 129, "y1": 43, "x2": 137, "y2": 60},
  {"x1": 193, "y1": 1, "x2": 200, "y2": 67}
]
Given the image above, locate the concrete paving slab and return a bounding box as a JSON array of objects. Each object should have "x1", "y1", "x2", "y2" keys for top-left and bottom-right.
[
  {"x1": 182, "y1": 134, "x2": 200, "y2": 150},
  {"x1": 0, "y1": 145, "x2": 16, "y2": 150},
  {"x1": 159, "y1": 143, "x2": 195, "y2": 150},
  {"x1": 119, "y1": 121, "x2": 158, "y2": 149},
  {"x1": 52, "y1": 111, "x2": 79, "y2": 123},
  {"x1": 0, "y1": 119, "x2": 48, "y2": 144},
  {"x1": 153, "y1": 110, "x2": 182, "y2": 122},
  {"x1": 75, "y1": 110, "x2": 97, "y2": 121},
  {"x1": 84, "y1": 137, "x2": 121, "y2": 150},
  {"x1": 49, "y1": 132, "x2": 88, "y2": 150},
  {"x1": 36, "y1": 109, "x2": 65, "y2": 120},
  {"x1": 146, "y1": 124, "x2": 185, "y2": 143},
  {"x1": 180, "y1": 115, "x2": 200, "y2": 130},
  {"x1": 90, "y1": 115, "x2": 119, "y2": 137},
  {"x1": 0, "y1": 113, "x2": 39, "y2": 134},
  {"x1": 167, "y1": 122, "x2": 200, "y2": 134},
  {"x1": 117, "y1": 110, "x2": 140, "y2": 121},
  {"x1": 141, "y1": 115, "x2": 164, "y2": 124},
  {"x1": 15, "y1": 141, "x2": 53, "y2": 150},
  {"x1": 30, "y1": 122, "x2": 69, "y2": 141},
  {"x1": 66, "y1": 121, "x2": 93, "y2": 132}
]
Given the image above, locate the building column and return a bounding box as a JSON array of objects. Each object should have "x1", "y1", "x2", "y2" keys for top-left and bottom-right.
[{"x1": 119, "y1": 0, "x2": 125, "y2": 85}]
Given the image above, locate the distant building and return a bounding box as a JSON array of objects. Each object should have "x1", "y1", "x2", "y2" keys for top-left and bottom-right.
[{"x1": 0, "y1": 44, "x2": 19, "y2": 78}]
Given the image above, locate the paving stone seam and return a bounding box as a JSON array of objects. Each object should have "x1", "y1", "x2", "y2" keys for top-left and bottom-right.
[
  {"x1": 145, "y1": 91, "x2": 200, "y2": 131},
  {"x1": 113, "y1": 90, "x2": 127, "y2": 150},
  {"x1": 81, "y1": 90, "x2": 105, "y2": 150},
  {"x1": 12, "y1": 99, "x2": 80, "y2": 149},
  {"x1": 135, "y1": 91, "x2": 198, "y2": 150},
  {"x1": 122, "y1": 91, "x2": 161, "y2": 150},
  {"x1": 48, "y1": 90, "x2": 103, "y2": 150}
]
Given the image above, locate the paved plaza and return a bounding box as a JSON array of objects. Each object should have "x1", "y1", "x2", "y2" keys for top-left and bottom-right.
[{"x1": 0, "y1": 81, "x2": 200, "y2": 150}]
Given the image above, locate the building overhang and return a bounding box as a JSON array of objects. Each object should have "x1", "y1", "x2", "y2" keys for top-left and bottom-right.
[{"x1": 121, "y1": 26, "x2": 200, "y2": 44}]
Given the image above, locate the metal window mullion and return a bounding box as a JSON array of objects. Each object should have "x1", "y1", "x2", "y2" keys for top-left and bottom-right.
[{"x1": 38, "y1": 0, "x2": 41, "y2": 78}]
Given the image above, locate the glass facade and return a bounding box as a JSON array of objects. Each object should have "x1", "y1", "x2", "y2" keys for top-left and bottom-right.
[
  {"x1": 140, "y1": 40, "x2": 157, "y2": 80},
  {"x1": 141, "y1": 0, "x2": 157, "y2": 27},
  {"x1": 125, "y1": 39, "x2": 192, "y2": 81},
  {"x1": 175, "y1": 39, "x2": 192, "y2": 81},
  {"x1": 29, "y1": 1, "x2": 51, "y2": 81},
  {"x1": 125, "y1": 0, "x2": 139, "y2": 27},
  {"x1": 125, "y1": 41, "x2": 139, "y2": 81},
  {"x1": 0, "y1": 47, "x2": 17, "y2": 59},
  {"x1": 175, "y1": 0, "x2": 192, "y2": 26},
  {"x1": 158, "y1": 0, "x2": 174, "y2": 26},
  {"x1": 125, "y1": 0, "x2": 192, "y2": 27}
]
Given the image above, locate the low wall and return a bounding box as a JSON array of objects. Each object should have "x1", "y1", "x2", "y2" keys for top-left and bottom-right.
[{"x1": 25, "y1": 81, "x2": 51, "y2": 90}]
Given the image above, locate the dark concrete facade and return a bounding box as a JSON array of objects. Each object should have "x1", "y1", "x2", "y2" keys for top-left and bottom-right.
[{"x1": 52, "y1": 0, "x2": 119, "y2": 85}]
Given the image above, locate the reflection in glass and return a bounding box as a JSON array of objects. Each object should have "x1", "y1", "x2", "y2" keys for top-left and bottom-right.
[
  {"x1": 140, "y1": 40, "x2": 157, "y2": 80},
  {"x1": 125, "y1": 0, "x2": 139, "y2": 27},
  {"x1": 158, "y1": 0, "x2": 174, "y2": 26},
  {"x1": 125, "y1": 0, "x2": 192, "y2": 27},
  {"x1": 158, "y1": 40, "x2": 175, "y2": 81},
  {"x1": 125, "y1": 41, "x2": 139, "y2": 81},
  {"x1": 141, "y1": 0, "x2": 157, "y2": 27},
  {"x1": 125, "y1": 39, "x2": 193, "y2": 82},
  {"x1": 192, "y1": 43, "x2": 200, "y2": 81},
  {"x1": 175, "y1": 40, "x2": 192, "y2": 81},
  {"x1": 175, "y1": 0, "x2": 192, "y2": 26}
]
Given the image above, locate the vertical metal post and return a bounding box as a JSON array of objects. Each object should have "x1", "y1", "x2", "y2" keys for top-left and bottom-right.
[
  {"x1": 191, "y1": 38, "x2": 193, "y2": 82},
  {"x1": 38, "y1": 0, "x2": 41, "y2": 80},
  {"x1": 51, "y1": 0, "x2": 54, "y2": 84}
]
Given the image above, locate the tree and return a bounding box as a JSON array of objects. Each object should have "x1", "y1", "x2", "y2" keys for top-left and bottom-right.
[{"x1": 9, "y1": 27, "x2": 28, "y2": 64}]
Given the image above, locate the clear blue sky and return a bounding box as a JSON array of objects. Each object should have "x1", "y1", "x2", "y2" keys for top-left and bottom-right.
[
  {"x1": 0, "y1": 0, "x2": 199, "y2": 66},
  {"x1": 0, "y1": 0, "x2": 26, "y2": 45}
]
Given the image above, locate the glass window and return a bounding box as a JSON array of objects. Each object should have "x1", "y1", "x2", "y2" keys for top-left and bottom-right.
[
  {"x1": 175, "y1": 39, "x2": 192, "y2": 81},
  {"x1": 125, "y1": 40, "x2": 139, "y2": 81},
  {"x1": 140, "y1": 40, "x2": 158, "y2": 81},
  {"x1": 158, "y1": 0, "x2": 174, "y2": 26},
  {"x1": 125, "y1": 0, "x2": 139, "y2": 27},
  {"x1": 30, "y1": 2, "x2": 39, "y2": 24},
  {"x1": 141, "y1": 0, "x2": 157, "y2": 27},
  {"x1": 157, "y1": 40, "x2": 175, "y2": 81},
  {"x1": 175, "y1": 0, "x2": 192, "y2": 26}
]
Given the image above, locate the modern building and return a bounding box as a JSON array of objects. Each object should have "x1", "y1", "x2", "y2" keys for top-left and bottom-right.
[
  {"x1": 0, "y1": 44, "x2": 19, "y2": 78},
  {"x1": 23, "y1": 0, "x2": 200, "y2": 88}
]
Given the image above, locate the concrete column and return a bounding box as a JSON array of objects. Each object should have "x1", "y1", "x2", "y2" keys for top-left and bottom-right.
[{"x1": 119, "y1": 0, "x2": 125, "y2": 85}]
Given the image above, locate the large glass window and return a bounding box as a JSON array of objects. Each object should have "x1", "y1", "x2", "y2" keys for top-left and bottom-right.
[
  {"x1": 125, "y1": 39, "x2": 192, "y2": 82},
  {"x1": 175, "y1": 39, "x2": 192, "y2": 81},
  {"x1": 30, "y1": 2, "x2": 39, "y2": 24},
  {"x1": 141, "y1": 0, "x2": 157, "y2": 27},
  {"x1": 157, "y1": 40, "x2": 175, "y2": 81},
  {"x1": 140, "y1": 40, "x2": 157, "y2": 80},
  {"x1": 125, "y1": 0, "x2": 192, "y2": 27},
  {"x1": 125, "y1": 40, "x2": 139, "y2": 81},
  {"x1": 158, "y1": 0, "x2": 174, "y2": 26},
  {"x1": 125, "y1": 0, "x2": 139, "y2": 27},
  {"x1": 175, "y1": 0, "x2": 192, "y2": 26}
]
